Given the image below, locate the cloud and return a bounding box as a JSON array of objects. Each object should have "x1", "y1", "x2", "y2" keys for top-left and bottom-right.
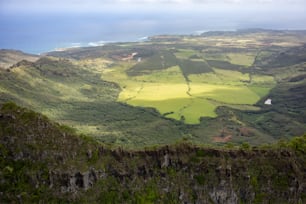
[{"x1": 1, "y1": 0, "x2": 305, "y2": 13}]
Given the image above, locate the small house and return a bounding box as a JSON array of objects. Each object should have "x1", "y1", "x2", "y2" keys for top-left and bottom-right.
[{"x1": 264, "y1": 98, "x2": 272, "y2": 105}]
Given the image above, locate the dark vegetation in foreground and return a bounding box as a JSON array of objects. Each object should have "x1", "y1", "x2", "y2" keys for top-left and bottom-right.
[{"x1": 1, "y1": 102, "x2": 305, "y2": 203}]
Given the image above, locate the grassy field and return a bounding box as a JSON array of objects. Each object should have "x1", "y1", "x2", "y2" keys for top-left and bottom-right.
[
  {"x1": 213, "y1": 68, "x2": 250, "y2": 85},
  {"x1": 247, "y1": 86, "x2": 272, "y2": 98},
  {"x1": 174, "y1": 49, "x2": 199, "y2": 59},
  {"x1": 189, "y1": 83, "x2": 260, "y2": 104},
  {"x1": 179, "y1": 98, "x2": 217, "y2": 123},
  {"x1": 188, "y1": 72, "x2": 223, "y2": 84},
  {"x1": 202, "y1": 52, "x2": 256, "y2": 67},
  {"x1": 121, "y1": 83, "x2": 188, "y2": 101},
  {"x1": 1, "y1": 52, "x2": 276, "y2": 126},
  {"x1": 133, "y1": 66, "x2": 185, "y2": 83},
  {"x1": 104, "y1": 63, "x2": 219, "y2": 124},
  {"x1": 227, "y1": 53, "x2": 256, "y2": 67},
  {"x1": 128, "y1": 97, "x2": 217, "y2": 124},
  {"x1": 251, "y1": 75, "x2": 276, "y2": 85},
  {"x1": 101, "y1": 58, "x2": 273, "y2": 124}
]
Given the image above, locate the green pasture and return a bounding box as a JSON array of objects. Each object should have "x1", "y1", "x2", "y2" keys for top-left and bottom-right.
[
  {"x1": 119, "y1": 83, "x2": 188, "y2": 101},
  {"x1": 179, "y1": 59, "x2": 212, "y2": 75},
  {"x1": 188, "y1": 68, "x2": 250, "y2": 85},
  {"x1": 248, "y1": 75, "x2": 276, "y2": 98},
  {"x1": 247, "y1": 86, "x2": 273, "y2": 98},
  {"x1": 127, "y1": 51, "x2": 177, "y2": 76},
  {"x1": 128, "y1": 97, "x2": 216, "y2": 124},
  {"x1": 189, "y1": 83, "x2": 260, "y2": 104},
  {"x1": 227, "y1": 53, "x2": 256, "y2": 67},
  {"x1": 188, "y1": 72, "x2": 223, "y2": 84},
  {"x1": 129, "y1": 98, "x2": 189, "y2": 120},
  {"x1": 174, "y1": 49, "x2": 199, "y2": 59},
  {"x1": 251, "y1": 75, "x2": 276, "y2": 85},
  {"x1": 99, "y1": 59, "x2": 275, "y2": 124},
  {"x1": 133, "y1": 66, "x2": 185, "y2": 83},
  {"x1": 202, "y1": 52, "x2": 255, "y2": 67},
  {"x1": 114, "y1": 76, "x2": 264, "y2": 123},
  {"x1": 213, "y1": 68, "x2": 250, "y2": 85},
  {"x1": 202, "y1": 53, "x2": 229, "y2": 61},
  {"x1": 180, "y1": 98, "x2": 217, "y2": 123}
]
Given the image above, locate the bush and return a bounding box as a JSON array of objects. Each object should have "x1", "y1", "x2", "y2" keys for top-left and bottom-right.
[
  {"x1": 194, "y1": 174, "x2": 206, "y2": 185},
  {"x1": 241, "y1": 142, "x2": 251, "y2": 150},
  {"x1": 1, "y1": 101, "x2": 18, "y2": 111},
  {"x1": 288, "y1": 135, "x2": 306, "y2": 154},
  {"x1": 59, "y1": 125, "x2": 76, "y2": 134}
]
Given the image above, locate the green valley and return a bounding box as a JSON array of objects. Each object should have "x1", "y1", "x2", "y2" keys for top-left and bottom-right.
[
  {"x1": 1, "y1": 29, "x2": 306, "y2": 148},
  {"x1": 1, "y1": 29, "x2": 306, "y2": 203},
  {"x1": 2, "y1": 0, "x2": 306, "y2": 201}
]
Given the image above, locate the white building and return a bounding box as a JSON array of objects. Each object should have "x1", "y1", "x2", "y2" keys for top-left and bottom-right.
[{"x1": 264, "y1": 98, "x2": 272, "y2": 105}]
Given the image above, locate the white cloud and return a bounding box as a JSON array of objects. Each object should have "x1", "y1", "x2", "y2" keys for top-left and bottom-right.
[{"x1": 1, "y1": 0, "x2": 305, "y2": 13}]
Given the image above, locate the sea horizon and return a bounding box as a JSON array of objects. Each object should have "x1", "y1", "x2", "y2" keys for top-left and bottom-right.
[
  {"x1": 2, "y1": 1, "x2": 306, "y2": 54},
  {"x1": 3, "y1": 27, "x2": 306, "y2": 55}
]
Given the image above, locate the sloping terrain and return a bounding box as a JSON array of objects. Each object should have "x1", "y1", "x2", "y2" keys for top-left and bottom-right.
[
  {"x1": 0, "y1": 57, "x2": 183, "y2": 148},
  {"x1": 254, "y1": 45, "x2": 306, "y2": 68},
  {"x1": 1, "y1": 103, "x2": 305, "y2": 203},
  {"x1": 0, "y1": 49, "x2": 39, "y2": 69},
  {"x1": 0, "y1": 30, "x2": 306, "y2": 147}
]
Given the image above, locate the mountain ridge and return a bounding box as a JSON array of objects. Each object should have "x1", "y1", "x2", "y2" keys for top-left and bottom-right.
[
  {"x1": 0, "y1": 102, "x2": 305, "y2": 203},
  {"x1": 0, "y1": 49, "x2": 39, "y2": 70}
]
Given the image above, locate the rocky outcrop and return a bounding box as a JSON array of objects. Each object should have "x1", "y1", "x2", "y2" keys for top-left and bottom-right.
[
  {"x1": 0, "y1": 103, "x2": 305, "y2": 203},
  {"x1": 48, "y1": 168, "x2": 105, "y2": 193}
]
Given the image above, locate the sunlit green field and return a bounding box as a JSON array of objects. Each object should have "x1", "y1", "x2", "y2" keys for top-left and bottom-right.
[
  {"x1": 189, "y1": 68, "x2": 250, "y2": 85},
  {"x1": 189, "y1": 83, "x2": 260, "y2": 104},
  {"x1": 102, "y1": 59, "x2": 275, "y2": 124}
]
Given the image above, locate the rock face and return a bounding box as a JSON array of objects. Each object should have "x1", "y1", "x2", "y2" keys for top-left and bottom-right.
[
  {"x1": 209, "y1": 186, "x2": 238, "y2": 204},
  {"x1": 48, "y1": 168, "x2": 102, "y2": 193},
  {"x1": 0, "y1": 102, "x2": 305, "y2": 203}
]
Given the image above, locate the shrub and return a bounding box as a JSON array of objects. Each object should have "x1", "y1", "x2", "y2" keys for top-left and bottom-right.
[
  {"x1": 241, "y1": 142, "x2": 251, "y2": 150},
  {"x1": 194, "y1": 174, "x2": 206, "y2": 185},
  {"x1": 1, "y1": 101, "x2": 18, "y2": 111}
]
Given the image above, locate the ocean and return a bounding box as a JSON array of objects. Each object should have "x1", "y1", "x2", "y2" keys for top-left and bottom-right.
[{"x1": 1, "y1": 7, "x2": 306, "y2": 54}]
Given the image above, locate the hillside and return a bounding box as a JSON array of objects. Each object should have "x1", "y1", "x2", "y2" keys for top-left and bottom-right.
[
  {"x1": 0, "y1": 57, "x2": 183, "y2": 148},
  {"x1": 0, "y1": 30, "x2": 305, "y2": 147},
  {"x1": 0, "y1": 49, "x2": 39, "y2": 70},
  {"x1": 1, "y1": 102, "x2": 305, "y2": 203}
]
